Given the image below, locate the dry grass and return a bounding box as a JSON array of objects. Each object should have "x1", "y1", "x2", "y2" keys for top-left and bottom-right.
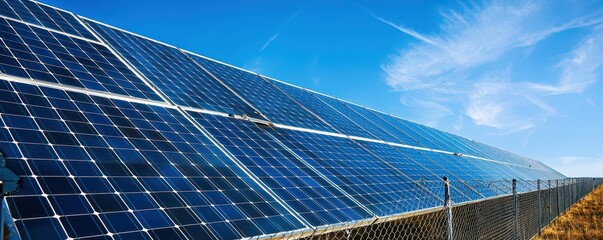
[{"x1": 535, "y1": 184, "x2": 603, "y2": 240}]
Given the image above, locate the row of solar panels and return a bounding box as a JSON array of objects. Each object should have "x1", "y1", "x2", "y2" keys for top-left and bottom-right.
[{"x1": 0, "y1": 1, "x2": 564, "y2": 239}]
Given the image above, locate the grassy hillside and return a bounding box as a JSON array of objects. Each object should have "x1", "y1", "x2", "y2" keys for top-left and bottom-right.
[{"x1": 535, "y1": 184, "x2": 603, "y2": 240}]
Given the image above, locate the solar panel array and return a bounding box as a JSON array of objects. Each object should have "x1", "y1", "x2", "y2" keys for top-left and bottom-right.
[{"x1": 0, "y1": 1, "x2": 565, "y2": 239}]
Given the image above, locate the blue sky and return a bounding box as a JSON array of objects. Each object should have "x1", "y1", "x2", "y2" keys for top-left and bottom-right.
[{"x1": 41, "y1": 0, "x2": 603, "y2": 177}]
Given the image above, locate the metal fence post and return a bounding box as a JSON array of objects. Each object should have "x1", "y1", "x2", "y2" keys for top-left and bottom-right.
[
  {"x1": 568, "y1": 178, "x2": 572, "y2": 205},
  {"x1": 571, "y1": 178, "x2": 575, "y2": 203},
  {"x1": 537, "y1": 179, "x2": 542, "y2": 236},
  {"x1": 567, "y1": 178, "x2": 576, "y2": 203},
  {"x1": 556, "y1": 179, "x2": 560, "y2": 216},
  {"x1": 564, "y1": 179, "x2": 568, "y2": 211},
  {"x1": 567, "y1": 178, "x2": 574, "y2": 204},
  {"x1": 548, "y1": 179, "x2": 552, "y2": 223},
  {"x1": 444, "y1": 177, "x2": 453, "y2": 240},
  {"x1": 573, "y1": 179, "x2": 576, "y2": 203},
  {"x1": 513, "y1": 179, "x2": 518, "y2": 240}
]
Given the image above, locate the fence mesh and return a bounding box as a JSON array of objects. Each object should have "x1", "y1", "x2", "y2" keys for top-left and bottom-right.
[
  {"x1": 271, "y1": 177, "x2": 603, "y2": 240},
  {"x1": 535, "y1": 179, "x2": 603, "y2": 240}
]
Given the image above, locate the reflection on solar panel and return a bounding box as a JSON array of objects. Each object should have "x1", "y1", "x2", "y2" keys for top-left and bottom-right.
[
  {"x1": 0, "y1": 0, "x2": 94, "y2": 39},
  {"x1": 0, "y1": 17, "x2": 162, "y2": 100},
  {"x1": 265, "y1": 127, "x2": 442, "y2": 216},
  {"x1": 189, "y1": 55, "x2": 336, "y2": 132},
  {"x1": 268, "y1": 80, "x2": 376, "y2": 139},
  {"x1": 188, "y1": 112, "x2": 371, "y2": 227},
  {"x1": 0, "y1": 81, "x2": 304, "y2": 239},
  {"x1": 0, "y1": 1, "x2": 565, "y2": 239},
  {"x1": 83, "y1": 20, "x2": 264, "y2": 119}
]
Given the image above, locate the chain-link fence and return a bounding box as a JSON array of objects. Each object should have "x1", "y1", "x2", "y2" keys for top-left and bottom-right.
[
  {"x1": 270, "y1": 177, "x2": 603, "y2": 240},
  {"x1": 534, "y1": 178, "x2": 603, "y2": 240}
]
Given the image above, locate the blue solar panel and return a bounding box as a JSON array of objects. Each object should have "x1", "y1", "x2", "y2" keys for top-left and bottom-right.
[
  {"x1": 0, "y1": 0, "x2": 95, "y2": 40},
  {"x1": 470, "y1": 141, "x2": 529, "y2": 166},
  {"x1": 345, "y1": 103, "x2": 427, "y2": 146},
  {"x1": 0, "y1": 17, "x2": 163, "y2": 101},
  {"x1": 310, "y1": 92, "x2": 403, "y2": 143},
  {"x1": 438, "y1": 131, "x2": 488, "y2": 157},
  {"x1": 266, "y1": 127, "x2": 442, "y2": 216},
  {"x1": 417, "y1": 151, "x2": 499, "y2": 197},
  {"x1": 187, "y1": 112, "x2": 371, "y2": 226},
  {"x1": 83, "y1": 20, "x2": 265, "y2": 119},
  {"x1": 354, "y1": 141, "x2": 479, "y2": 203},
  {"x1": 394, "y1": 119, "x2": 460, "y2": 153},
  {"x1": 268, "y1": 80, "x2": 378, "y2": 139},
  {"x1": 0, "y1": 80, "x2": 304, "y2": 240},
  {"x1": 189, "y1": 55, "x2": 336, "y2": 132},
  {"x1": 366, "y1": 110, "x2": 442, "y2": 150},
  {"x1": 381, "y1": 118, "x2": 556, "y2": 177},
  {"x1": 362, "y1": 109, "x2": 552, "y2": 178}
]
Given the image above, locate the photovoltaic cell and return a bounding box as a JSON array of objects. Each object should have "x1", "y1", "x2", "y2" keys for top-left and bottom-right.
[
  {"x1": 188, "y1": 112, "x2": 371, "y2": 226},
  {"x1": 0, "y1": 17, "x2": 163, "y2": 101},
  {"x1": 365, "y1": 110, "x2": 441, "y2": 150},
  {"x1": 189, "y1": 55, "x2": 336, "y2": 132},
  {"x1": 383, "y1": 114, "x2": 563, "y2": 179},
  {"x1": 354, "y1": 141, "x2": 479, "y2": 203},
  {"x1": 0, "y1": 80, "x2": 304, "y2": 240},
  {"x1": 394, "y1": 118, "x2": 459, "y2": 152},
  {"x1": 83, "y1": 19, "x2": 264, "y2": 119},
  {"x1": 266, "y1": 128, "x2": 443, "y2": 216},
  {"x1": 311, "y1": 93, "x2": 402, "y2": 143},
  {"x1": 338, "y1": 102, "x2": 425, "y2": 146},
  {"x1": 468, "y1": 141, "x2": 531, "y2": 167},
  {"x1": 375, "y1": 118, "x2": 560, "y2": 181},
  {"x1": 269, "y1": 80, "x2": 376, "y2": 139},
  {"x1": 417, "y1": 151, "x2": 499, "y2": 197},
  {"x1": 428, "y1": 129, "x2": 484, "y2": 156},
  {"x1": 0, "y1": 0, "x2": 95, "y2": 40}
]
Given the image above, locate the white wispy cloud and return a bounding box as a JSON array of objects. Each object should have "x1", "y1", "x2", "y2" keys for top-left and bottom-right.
[
  {"x1": 259, "y1": 33, "x2": 280, "y2": 53},
  {"x1": 376, "y1": 0, "x2": 603, "y2": 133},
  {"x1": 287, "y1": 7, "x2": 305, "y2": 22},
  {"x1": 527, "y1": 29, "x2": 603, "y2": 95},
  {"x1": 258, "y1": 7, "x2": 304, "y2": 54},
  {"x1": 367, "y1": 11, "x2": 445, "y2": 49},
  {"x1": 247, "y1": 7, "x2": 304, "y2": 71},
  {"x1": 464, "y1": 73, "x2": 554, "y2": 133}
]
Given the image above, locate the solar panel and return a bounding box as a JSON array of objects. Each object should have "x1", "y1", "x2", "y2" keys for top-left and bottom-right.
[
  {"x1": 189, "y1": 55, "x2": 336, "y2": 132},
  {"x1": 471, "y1": 141, "x2": 530, "y2": 166},
  {"x1": 187, "y1": 112, "x2": 371, "y2": 227},
  {"x1": 0, "y1": 1, "x2": 567, "y2": 239},
  {"x1": 358, "y1": 107, "x2": 562, "y2": 180},
  {"x1": 0, "y1": 0, "x2": 95, "y2": 40},
  {"x1": 266, "y1": 127, "x2": 443, "y2": 216},
  {"x1": 308, "y1": 91, "x2": 404, "y2": 143},
  {"x1": 344, "y1": 103, "x2": 428, "y2": 146},
  {"x1": 0, "y1": 80, "x2": 304, "y2": 239},
  {"x1": 83, "y1": 19, "x2": 264, "y2": 119},
  {"x1": 0, "y1": 17, "x2": 162, "y2": 101},
  {"x1": 353, "y1": 141, "x2": 478, "y2": 202},
  {"x1": 427, "y1": 128, "x2": 486, "y2": 156},
  {"x1": 268, "y1": 80, "x2": 377, "y2": 139}
]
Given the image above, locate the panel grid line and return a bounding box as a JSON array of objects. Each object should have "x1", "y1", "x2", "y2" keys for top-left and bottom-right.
[
  {"x1": 176, "y1": 107, "x2": 314, "y2": 231},
  {"x1": 0, "y1": 13, "x2": 99, "y2": 44},
  {"x1": 74, "y1": 15, "x2": 174, "y2": 106}
]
